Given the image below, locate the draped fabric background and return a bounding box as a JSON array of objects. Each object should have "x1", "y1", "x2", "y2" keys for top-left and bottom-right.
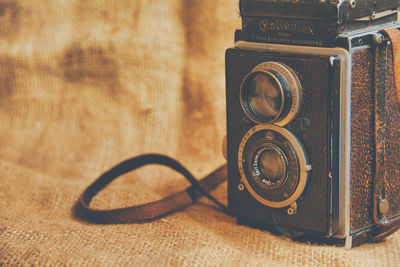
[{"x1": 0, "y1": 1, "x2": 399, "y2": 266}]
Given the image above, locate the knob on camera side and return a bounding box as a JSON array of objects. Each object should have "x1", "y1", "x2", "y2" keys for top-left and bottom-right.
[{"x1": 240, "y1": 62, "x2": 302, "y2": 126}]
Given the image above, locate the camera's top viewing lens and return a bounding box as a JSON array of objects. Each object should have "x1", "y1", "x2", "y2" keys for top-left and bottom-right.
[
  {"x1": 240, "y1": 62, "x2": 302, "y2": 126},
  {"x1": 245, "y1": 72, "x2": 283, "y2": 122}
]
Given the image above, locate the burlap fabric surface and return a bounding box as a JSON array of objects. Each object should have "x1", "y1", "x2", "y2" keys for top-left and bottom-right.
[{"x1": 1, "y1": 1, "x2": 400, "y2": 266}]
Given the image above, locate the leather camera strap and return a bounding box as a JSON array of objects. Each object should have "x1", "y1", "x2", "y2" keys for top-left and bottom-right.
[
  {"x1": 382, "y1": 28, "x2": 400, "y2": 108},
  {"x1": 370, "y1": 28, "x2": 400, "y2": 242},
  {"x1": 75, "y1": 154, "x2": 229, "y2": 224}
]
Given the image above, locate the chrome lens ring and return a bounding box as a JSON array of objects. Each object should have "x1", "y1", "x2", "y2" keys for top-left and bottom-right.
[
  {"x1": 238, "y1": 124, "x2": 311, "y2": 208},
  {"x1": 240, "y1": 62, "x2": 302, "y2": 126}
]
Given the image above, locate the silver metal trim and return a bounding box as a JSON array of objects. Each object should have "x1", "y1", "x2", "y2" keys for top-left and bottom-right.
[
  {"x1": 235, "y1": 41, "x2": 351, "y2": 238},
  {"x1": 353, "y1": 10, "x2": 397, "y2": 21},
  {"x1": 345, "y1": 235, "x2": 353, "y2": 249},
  {"x1": 238, "y1": 124, "x2": 310, "y2": 208},
  {"x1": 339, "y1": 22, "x2": 400, "y2": 40}
]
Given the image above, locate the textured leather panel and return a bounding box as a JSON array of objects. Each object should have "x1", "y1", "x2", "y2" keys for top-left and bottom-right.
[
  {"x1": 350, "y1": 48, "x2": 375, "y2": 231},
  {"x1": 350, "y1": 44, "x2": 400, "y2": 232}
]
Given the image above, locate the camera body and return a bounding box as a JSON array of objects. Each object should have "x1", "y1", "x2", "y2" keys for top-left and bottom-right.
[{"x1": 226, "y1": 0, "x2": 400, "y2": 248}]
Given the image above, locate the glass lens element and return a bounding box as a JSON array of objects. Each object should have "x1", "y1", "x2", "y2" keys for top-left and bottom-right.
[
  {"x1": 244, "y1": 72, "x2": 282, "y2": 123},
  {"x1": 251, "y1": 145, "x2": 287, "y2": 188},
  {"x1": 259, "y1": 149, "x2": 285, "y2": 180}
]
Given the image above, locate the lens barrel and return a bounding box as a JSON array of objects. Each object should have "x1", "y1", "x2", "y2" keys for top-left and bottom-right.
[
  {"x1": 238, "y1": 124, "x2": 311, "y2": 208},
  {"x1": 240, "y1": 62, "x2": 302, "y2": 126}
]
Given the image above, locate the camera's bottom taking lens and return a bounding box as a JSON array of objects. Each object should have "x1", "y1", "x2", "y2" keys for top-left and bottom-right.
[
  {"x1": 252, "y1": 144, "x2": 288, "y2": 189},
  {"x1": 238, "y1": 125, "x2": 311, "y2": 208}
]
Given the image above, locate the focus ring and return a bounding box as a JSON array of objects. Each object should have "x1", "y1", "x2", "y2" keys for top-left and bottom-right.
[
  {"x1": 240, "y1": 62, "x2": 302, "y2": 126},
  {"x1": 238, "y1": 124, "x2": 311, "y2": 208}
]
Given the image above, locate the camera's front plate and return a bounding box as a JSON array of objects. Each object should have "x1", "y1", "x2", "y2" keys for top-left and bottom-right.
[{"x1": 226, "y1": 44, "x2": 348, "y2": 236}]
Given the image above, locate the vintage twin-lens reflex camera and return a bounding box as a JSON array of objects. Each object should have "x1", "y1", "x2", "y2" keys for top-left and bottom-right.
[{"x1": 226, "y1": 0, "x2": 400, "y2": 248}]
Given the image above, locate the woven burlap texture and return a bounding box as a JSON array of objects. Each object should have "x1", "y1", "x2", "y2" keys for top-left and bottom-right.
[{"x1": 0, "y1": 1, "x2": 399, "y2": 266}]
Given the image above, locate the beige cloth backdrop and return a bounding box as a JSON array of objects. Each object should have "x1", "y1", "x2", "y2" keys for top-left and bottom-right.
[{"x1": 1, "y1": 1, "x2": 399, "y2": 266}]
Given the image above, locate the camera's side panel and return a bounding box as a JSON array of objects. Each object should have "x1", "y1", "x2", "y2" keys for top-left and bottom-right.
[
  {"x1": 349, "y1": 47, "x2": 375, "y2": 233},
  {"x1": 225, "y1": 47, "x2": 334, "y2": 235},
  {"x1": 350, "y1": 42, "x2": 400, "y2": 234}
]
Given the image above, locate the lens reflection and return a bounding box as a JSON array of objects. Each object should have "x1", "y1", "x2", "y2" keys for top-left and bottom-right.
[
  {"x1": 251, "y1": 144, "x2": 288, "y2": 188},
  {"x1": 259, "y1": 149, "x2": 285, "y2": 180},
  {"x1": 245, "y1": 72, "x2": 282, "y2": 123}
]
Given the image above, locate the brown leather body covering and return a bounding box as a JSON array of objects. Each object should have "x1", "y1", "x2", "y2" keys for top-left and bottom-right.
[{"x1": 350, "y1": 28, "x2": 400, "y2": 242}]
